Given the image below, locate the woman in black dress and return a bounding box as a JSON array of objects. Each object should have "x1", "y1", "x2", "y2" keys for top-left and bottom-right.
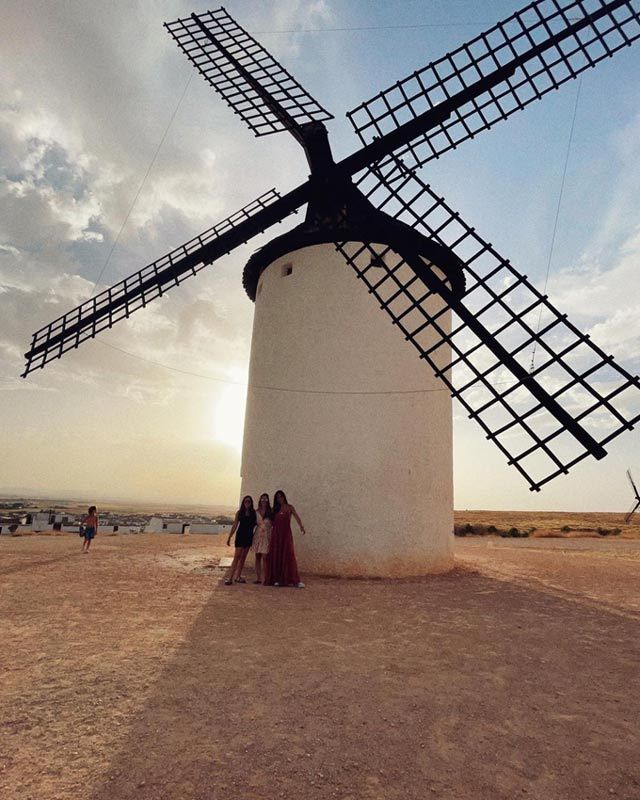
[{"x1": 224, "y1": 496, "x2": 257, "y2": 585}]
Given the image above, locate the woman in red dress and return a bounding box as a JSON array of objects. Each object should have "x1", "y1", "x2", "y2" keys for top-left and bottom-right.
[{"x1": 264, "y1": 490, "x2": 306, "y2": 588}]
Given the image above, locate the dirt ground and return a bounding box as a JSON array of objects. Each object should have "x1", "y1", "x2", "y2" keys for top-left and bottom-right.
[{"x1": 1, "y1": 524, "x2": 640, "y2": 800}]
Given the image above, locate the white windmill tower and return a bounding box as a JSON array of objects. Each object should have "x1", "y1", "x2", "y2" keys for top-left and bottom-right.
[
  {"x1": 239, "y1": 197, "x2": 457, "y2": 577},
  {"x1": 23, "y1": 2, "x2": 640, "y2": 577}
]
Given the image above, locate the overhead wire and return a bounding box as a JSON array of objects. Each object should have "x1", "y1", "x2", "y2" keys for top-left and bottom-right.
[
  {"x1": 95, "y1": 340, "x2": 451, "y2": 394},
  {"x1": 90, "y1": 339, "x2": 521, "y2": 395},
  {"x1": 529, "y1": 77, "x2": 583, "y2": 372},
  {"x1": 250, "y1": 17, "x2": 580, "y2": 34},
  {"x1": 252, "y1": 22, "x2": 495, "y2": 34},
  {"x1": 88, "y1": 72, "x2": 194, "y2": 297}
]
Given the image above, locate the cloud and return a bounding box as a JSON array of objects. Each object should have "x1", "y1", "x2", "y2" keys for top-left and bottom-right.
[
  {"x1": 0, "y1": 6, "x2": 264, "y2": 393},
  {"x1": 587, "y1": 306, "x2": 640, "y2": 363},
  {"x1": 114, "y1": 380, "x2": 178, "y2": 407},
  {"x1": 274, "y1": 1, "x2": 334, "y2": 30},
  {"x1": 545, "y1": 224, "x2": 640, "y2": 369},
  {"x1": 540, "y1": 112, "x2": 640, "y2": 372}
]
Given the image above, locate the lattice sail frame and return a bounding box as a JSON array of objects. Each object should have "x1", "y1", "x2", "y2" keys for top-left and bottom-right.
[
  {"x1": 21, "y1": 2, "x2": 640, "y2": 493},
  {"x1": 348, "y1": 0, "x2": 640, "y2": 172},
  {"x1": 626, "y1": 468, "x2": 640, "y2": 521},
  {"x1": 22, "y1": 190, "x2": 288, "y2": 376},
  {"x1": 337, "y1": 163, "x2": 640, "y2": 491},
  {"x1": 165, "y1": 8, "x2": 333, "y2": 137}
]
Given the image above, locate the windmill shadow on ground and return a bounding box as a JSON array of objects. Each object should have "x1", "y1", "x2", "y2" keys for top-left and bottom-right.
[{"x1": 89, "y1": 568, "x2": 640, "y2": 800}]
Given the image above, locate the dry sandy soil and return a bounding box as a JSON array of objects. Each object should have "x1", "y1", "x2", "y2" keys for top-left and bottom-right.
[{"x1": 1, "y1": 519, "x2": 640, "y2": 800}]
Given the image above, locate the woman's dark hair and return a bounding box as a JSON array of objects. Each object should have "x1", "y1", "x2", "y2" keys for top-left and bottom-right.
[
  {"x1": 88, "y1": 506, "x2": 96, "y2": 515},
  {"x1": 236, "y1": 495, "x2": 256, "y2": 524},
  {"x1": 258, "y1": 494, "x2": 273, "y2": 521},
  {"x1": 273, "y1": 490, "x2": 288, "y2": 515}
]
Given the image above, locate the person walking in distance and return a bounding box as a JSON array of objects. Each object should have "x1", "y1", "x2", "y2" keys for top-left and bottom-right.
[
  {"x1": 224, "y1": 496, "x2": 257, "y2": 585},
  {"x1": 252, "y1": 493, "x2": 273, "y2": 584},
  {"x1": 82, "y1": 505, "x2": 98, "y2": 554},
  {"x1": 264, "y1": 490, "x2": 306, "y2": 588}
]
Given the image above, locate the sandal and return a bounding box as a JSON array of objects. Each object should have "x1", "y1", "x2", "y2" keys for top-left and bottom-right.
[
  {"x1": 223, "y1": 579, "x2": 232, "y2": 586},
  {"x1": 235, "y1": 577, "x2": 246, "y2": 583}
]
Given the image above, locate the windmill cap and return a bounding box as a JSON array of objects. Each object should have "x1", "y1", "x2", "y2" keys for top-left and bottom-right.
[{"x1": 242, "y1": 217, "x2": 465, "y2": 302}]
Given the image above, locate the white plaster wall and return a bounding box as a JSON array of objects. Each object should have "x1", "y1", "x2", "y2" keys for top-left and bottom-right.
[
  {"x1": 165, "y1": 523, "x2": 188, "y2": 534},
  {"x1": 240, "y1": 243, "x2": 454, "y2": 577},
  {"x1": 31, "y1": 514, "x2": 51, "y2": 531}
]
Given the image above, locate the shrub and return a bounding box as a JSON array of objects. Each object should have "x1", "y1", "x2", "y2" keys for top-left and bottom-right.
[
  {"x1": 500, "y1": 527, "x2": 530, "y2": 538},
  {"x1": 560, "y1": 525, "x2": 571, "y2": 532},
  {"x1": 487, "y1": 525, "x2": 497, "y2": 533}
]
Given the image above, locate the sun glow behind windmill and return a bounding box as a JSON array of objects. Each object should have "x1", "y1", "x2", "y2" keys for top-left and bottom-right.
[
  {"x1": 625, "y1": 469, "x2": 640, "y2": 523},
  {"x1": 22, "y1": 0, "x2": 640, "y2": 575}
]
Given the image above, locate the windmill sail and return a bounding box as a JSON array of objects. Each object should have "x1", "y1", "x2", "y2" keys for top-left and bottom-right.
[
  {"x1": 165, "y1": 8, "x2": 333, "y2": 139},
  {"x1": 336, "y1": 162, "x2": 640, "y2": 491},
  {"x1": 626, "y1": 500, "x2": 640, "y2": 521},
  {"x1": 20, "y1": 3, "x2": 640, "y2": 494},
  {"x1": 625, "y1": 468, "x2": 640, "y2": 522},
  {"x1": 347, "y1": 0, "x2": 640, "y2": 174},
  {"x1": 22, "y1": 188, "x2": 303, "y2": 377}
]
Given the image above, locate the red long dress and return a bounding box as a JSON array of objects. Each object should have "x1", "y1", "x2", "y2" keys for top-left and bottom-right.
[{"x1": 264, "y1": 508, "x2": 300, "y2": 586}]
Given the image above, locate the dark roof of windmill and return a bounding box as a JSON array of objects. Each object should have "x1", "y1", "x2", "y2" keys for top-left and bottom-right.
[{"x1": 242, "y1": 217, "x2": 466, "y2": 301}]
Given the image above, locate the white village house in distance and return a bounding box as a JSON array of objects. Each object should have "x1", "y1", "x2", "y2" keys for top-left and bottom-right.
[
  {"x1": 21, "y1": 2, "x2": 640, "y2": 575},
  {"x1": 0, "y1": 507, "x2": 231, "y2": 536},
  {"x1": 143, "y1": 517, "x2": 230, "y2": 534},
  {"x1": 0, "y1": 510, "x2": 143, "y2": 536}
]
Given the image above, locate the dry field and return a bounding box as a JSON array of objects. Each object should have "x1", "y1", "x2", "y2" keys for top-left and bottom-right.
[
  {"x1": 1, "y1": 513, "x2": 640, "y2": 800},
  {"x1": 454, "y1": 509, "x2": 640, "y2": 537}
]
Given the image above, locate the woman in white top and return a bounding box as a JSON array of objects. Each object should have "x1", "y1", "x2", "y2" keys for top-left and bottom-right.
[{"x1": 251, "y1": 493, "x2": 273, "y2": 584}]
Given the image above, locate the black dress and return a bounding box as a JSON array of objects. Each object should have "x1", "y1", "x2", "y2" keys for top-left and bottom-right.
[{"x1": 234, "y1": 513, "x2": 256, "y2": 548}]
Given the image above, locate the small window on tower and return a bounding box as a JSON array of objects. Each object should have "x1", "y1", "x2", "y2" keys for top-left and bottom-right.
[{"x1": 282, "y1": 263, "x2": 293, "y2": 277}]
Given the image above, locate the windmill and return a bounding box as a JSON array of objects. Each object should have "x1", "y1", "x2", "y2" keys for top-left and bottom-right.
[
  {"x1": 22, "y1": 1, "x2": 640, "y2": 576},
  {"x1": 625, "y1": 469, "x2": 640, "y2": 523}
]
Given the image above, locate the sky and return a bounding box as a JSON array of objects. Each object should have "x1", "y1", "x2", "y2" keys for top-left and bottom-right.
[{"x1": 1, "y1": 0, "x2": 639, "y2": 511}]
